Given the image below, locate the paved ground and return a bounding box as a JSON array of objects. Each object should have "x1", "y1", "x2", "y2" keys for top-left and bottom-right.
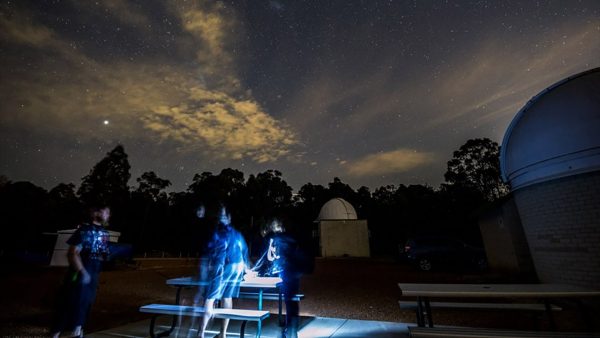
[
  {"x1": 1, "y1": 257, "x2": 598, "y2": 336},
  {"x1": 88, "y1": 315, "x2": 411, "y2": 338}
]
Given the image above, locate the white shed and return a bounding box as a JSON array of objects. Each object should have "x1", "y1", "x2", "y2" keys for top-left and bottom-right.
[
  {"x1": 316, "y1": 198, "x2": 370, "y2": 257},
  {"x1": 50, "y1": 228, "x2": 121, "y2": 266}
]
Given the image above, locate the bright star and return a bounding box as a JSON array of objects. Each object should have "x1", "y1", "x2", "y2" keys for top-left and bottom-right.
[{"x1": 103, "y1": 120, "x2": 109, "y2": 125}]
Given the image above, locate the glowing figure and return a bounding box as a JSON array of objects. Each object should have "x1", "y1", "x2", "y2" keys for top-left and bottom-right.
[
  {"x1": 267, "y1": 238, "x2": 280, "y2": 262},
  {"x1": 196, "y1": 205, "x2": 248, "y2": 338}
]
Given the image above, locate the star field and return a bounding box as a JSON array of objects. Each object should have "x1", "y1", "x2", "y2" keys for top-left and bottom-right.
[{"x1": 0, "y1": 0, "x2": 598, "y2": 191}]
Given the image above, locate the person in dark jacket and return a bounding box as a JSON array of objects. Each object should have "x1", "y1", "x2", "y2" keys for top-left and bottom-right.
[
  {"x1": 255, "y1": 219, "x2": 312, "y2": 338},
  {"x1": 50, "y1": 206, "x2": 111, "y2": 338}
]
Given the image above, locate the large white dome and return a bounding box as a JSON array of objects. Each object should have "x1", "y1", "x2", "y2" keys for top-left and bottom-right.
[
  {"x1": 316, "y1": 198, "x2": 358, "y2": 221},
  {"x1": 500, "y1": 68, "x2": 600, "y2": 190}
]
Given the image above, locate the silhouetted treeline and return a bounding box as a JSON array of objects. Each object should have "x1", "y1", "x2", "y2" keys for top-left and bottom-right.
[{"x1": 0, "y1": 138, "x2": 508, "y2": 259}]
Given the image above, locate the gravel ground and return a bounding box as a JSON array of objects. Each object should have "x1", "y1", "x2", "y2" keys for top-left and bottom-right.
[{"x1": 1, "y1": 258, "x2": 598, "y2": 336}]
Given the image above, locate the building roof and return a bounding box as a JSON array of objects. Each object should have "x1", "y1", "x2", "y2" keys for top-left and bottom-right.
[
  {"x1": 316, "y1": 198, "x2": 358, "y2": 221},
  {"x1": 500, "y1": 68, "x2": 600, "y2": 190}
]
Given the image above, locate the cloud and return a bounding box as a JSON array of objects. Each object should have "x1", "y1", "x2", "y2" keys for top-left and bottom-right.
[
  {"x1": 67, "y1": 0, "x2": 152, "y2": 29},
  {"x1": 428, "y1": 22, "x2": 600, "y2": 128},
  {"x1": 0, "y1": 3, "x2": 298, "y2": 164},
  {"x1": 141, "y1": 87, "x2": 297, "y2": 163},
  {"x1": 99, "y1": 0, "x2": 152, "y2": 28},
  {"x1": 344, "y1": 149, "x2": 435, "y2": 177},
  {"x1": 285, "y1": 21, "x2": 600, "y2": 147},
  {"x1": 0, "y1": 8, "x2": 56, "y2": 48}
]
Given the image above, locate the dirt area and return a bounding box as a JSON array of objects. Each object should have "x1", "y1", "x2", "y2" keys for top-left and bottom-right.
[{"x1": 1, "y1": 258, "x2": 598, "y2": 336}]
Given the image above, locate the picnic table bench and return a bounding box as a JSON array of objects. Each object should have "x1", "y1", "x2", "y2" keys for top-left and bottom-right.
[
  {"x1": 399, "y1": 300, "x2": 563, "y2": 312},
  {"x1": 139, "y1": 276, "x2": 304, "y2": 337},
  {"x1": 398, "y1": 283, "x2": 600, "y2": 329},
  {"x1": 140, "y1": 304, "x2": 269, "y2": 338}
]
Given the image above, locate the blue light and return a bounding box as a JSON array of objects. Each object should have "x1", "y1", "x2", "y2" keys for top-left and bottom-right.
[{"x1": 219, "y1": 207, "x2": 231, "y2": 226}]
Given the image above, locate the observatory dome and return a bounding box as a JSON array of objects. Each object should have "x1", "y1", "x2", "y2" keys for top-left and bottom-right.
[
  {"x1": 316, "y1": 198, "x2": 357, "y2": 221},
  {"x1": 500, "y1": 68, "x2": 600, "y2": 190}
]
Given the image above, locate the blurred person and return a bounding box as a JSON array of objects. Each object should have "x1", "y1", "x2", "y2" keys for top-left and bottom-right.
[
  {"x1": 250, "y1": 220, "x2": 284, "y2": 277},
  {"x1": 50, "y1": 206, "x2": 111, "y2": 338},
  {"x1": 196, "y1": 204, "x2": 248, "y2": 338},
  {"x1": 256, "y1": 219, "x2": 313, "y2": 338}
]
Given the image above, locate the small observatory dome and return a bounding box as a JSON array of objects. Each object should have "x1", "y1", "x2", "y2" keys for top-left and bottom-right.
[
  {"x1": 500, "y1": 68, "x2": 600, "y2": 190},
  {"x1": 316, "y1": 198, "x2": 358, "y2": 221}
]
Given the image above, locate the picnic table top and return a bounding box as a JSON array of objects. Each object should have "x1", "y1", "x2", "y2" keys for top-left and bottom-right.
[
  {"x1": 167, "y1": 276, "x2": 282, "y2": 289},
  {"x1": 398, "y1": 283, "x2": 600, "y2": 298}
]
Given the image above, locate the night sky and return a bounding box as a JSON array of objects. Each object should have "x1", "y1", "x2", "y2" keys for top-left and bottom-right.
[{"x1": 1, "y1": 1, "x2": 598, "y2": 192}]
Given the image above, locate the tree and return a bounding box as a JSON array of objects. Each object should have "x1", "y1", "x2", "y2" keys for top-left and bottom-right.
[
  {"x1": 135, "y1": 171, "x2": 171, "y2": 201},
  {"x1": 188, "y1": 169, "x2": 245, "y2": 207},
  {"x1": 294, "y1": 182, "x2": 328, "y2": 222},
  {"x1": 0, "y1": 181, "x2": 49, "y2": 251},
  {"x1": 443, "y1": 138, "x2": 509, "y2": 202},
  {"x1": 0, "y1": 175, "x2": 10, "y2": 188},
  {"x1": 130, "y1": 172, "x2": 172, "y2": 252},
  {"x1": 354, "y1": 186, "x2": 372, "y2": 218},
  {"x1": 48, "y1": 183, "x2": 81, "y2": 231},
  {"x1": 78, "y1": 145, "x2": 131, "y2": 206},
  {"x1": 244, "y1": 170, "x2": 293, "y2": 223},
  {"x1": 327, "y1": 177, "x2": 357, "y2": 203}
]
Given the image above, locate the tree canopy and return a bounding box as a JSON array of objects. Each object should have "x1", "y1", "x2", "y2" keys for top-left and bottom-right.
[
  {"x1": 1, "y1": 138, "x2": 509, "y2": 258},
  {"x1": 78, "y1": 145, "x2": 131, "y2": 206},
  {"x1": 444, "y1": 138, "x2": 509, "y2": 202}
]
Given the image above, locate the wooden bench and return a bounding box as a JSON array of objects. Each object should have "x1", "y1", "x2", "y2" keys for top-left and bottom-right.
[
  {"x1": 139, "y1": 304, "x2": 269, "y2": 338},
  {"x1": 408, "y1": 326, "x2": 598, "y2": 337}
]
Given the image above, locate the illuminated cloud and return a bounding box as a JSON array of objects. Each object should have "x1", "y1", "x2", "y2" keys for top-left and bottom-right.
[
  {"x1": 141, "y1": 88, "x2": 297, "y2": 163},
  {"x1": 345, "y1": 149, "x2": 435, "y2": 177},
  {"x1": 0, "y1": 2, "x2": 298, "y2": 164}
]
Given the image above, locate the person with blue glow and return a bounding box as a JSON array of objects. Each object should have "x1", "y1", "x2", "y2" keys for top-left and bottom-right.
[
  {"x1": 196, "y1": 204, "x2": 248, "y2": 338},
  {"x1": 50, "y1": 206, "x2": 111, "y2": 338},
  {"x1": 255, "y1": 219, "x2": 311, "y2": 338}
]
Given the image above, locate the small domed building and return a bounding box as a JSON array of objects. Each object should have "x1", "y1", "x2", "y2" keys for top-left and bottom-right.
[
  {"x1": 499, "y1": 68, "x2": 600, "y2": 288},
  {"x1": 315, "y1": 198, "x2": 370, "y2": 257}
]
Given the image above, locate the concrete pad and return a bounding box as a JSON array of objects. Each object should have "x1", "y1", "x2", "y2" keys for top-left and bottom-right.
[
  {"x1": 328, "y1": 319, "x2": 409, "y2": 337},
  {"x1": 87, "y1": 314, "x2": 409, "y2": 338},
  {"x1": 298, "y1": 317, "x2": 347, "y2": 338}
]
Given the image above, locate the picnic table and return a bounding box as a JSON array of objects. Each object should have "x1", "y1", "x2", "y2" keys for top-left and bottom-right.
[
  {"x1": 140, "y1": 277, "x2": 283, "y2": 337},
  {"x1": 398, "y1": 283, "x2": 600, "y2": 328},
  {"x1": 167, "y1": 276, "x2": 283, "y2": 309}
]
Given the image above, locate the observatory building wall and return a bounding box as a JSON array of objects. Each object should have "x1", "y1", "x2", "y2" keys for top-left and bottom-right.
[
  {"x1": 513, "y1": 171, "x2": 600, "y2": 288},
  {"x1": 319, "y1": 220, "x2": 370, "y2": 257},
  {"x1": 500, "y1": 68, "x2": 600, "y2": 289}
]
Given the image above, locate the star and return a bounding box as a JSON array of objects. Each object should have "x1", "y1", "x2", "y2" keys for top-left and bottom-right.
[{"x1": 103, "y1": 120, "x2": 109, "y2": 125}]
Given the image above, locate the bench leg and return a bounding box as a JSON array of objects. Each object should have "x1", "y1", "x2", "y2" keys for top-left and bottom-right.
[
  {"x1": 279, "y1": 292, "x2": 284, "y2": 327},
  {"x1": 416, "y1": 297, "x2": 425, "y2": 327},
  {"x1": 257, "y1": 319, "x2": 262, "y2": 338},
  {"x1": 544, "y1": 300, "x2": 556, "y2": 330},
  {"x1": 240, "y1": 319, "x2": 263, "y2": 338},
  {"x1": 574, "y1": 299, "x2": 595, "y2": 331},
  {"x1": 256, "y1": 320, "x2": 263, "y2": 338},
  {"x1": 149, "y1": 315, "x2": 176, "y2": 338},
  {"x1": 239, "y1": 320, "x2": 246, "y2": 338},
  {"x1": 424, "y1": 298, "x2": 433, "y2": 328}
]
